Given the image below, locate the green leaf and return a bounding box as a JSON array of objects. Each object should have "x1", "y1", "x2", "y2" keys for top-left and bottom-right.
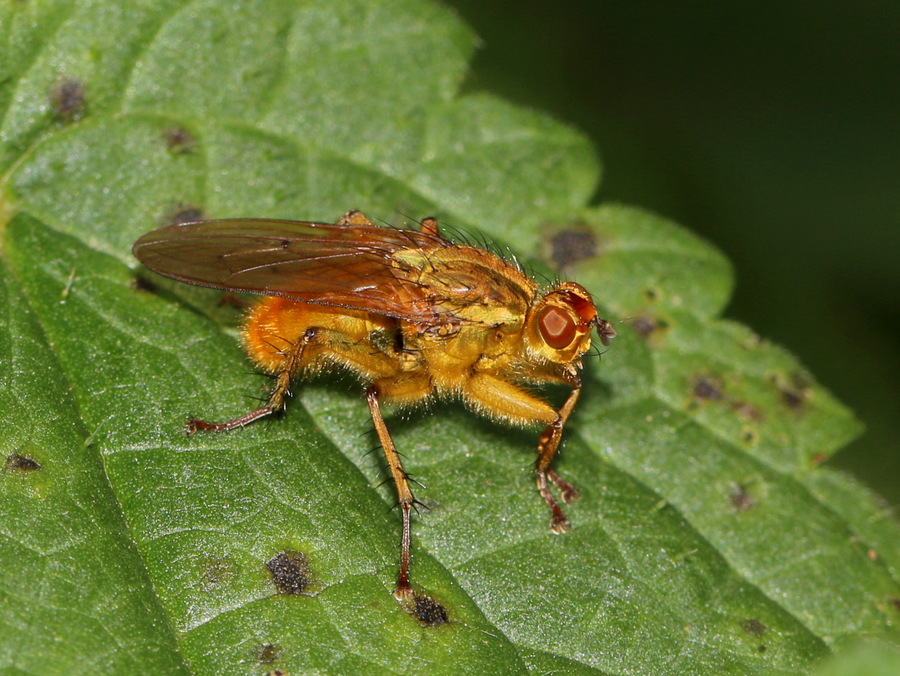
[
  {"x1": 0, "y1": 257, "x2": 189, "y2": 675},
  {"x1": 1, "y1": 2, "x2": 897, "y2": 675},
  {"x1": 803, "y1": 636, "x2": 900, "y2": 676}
]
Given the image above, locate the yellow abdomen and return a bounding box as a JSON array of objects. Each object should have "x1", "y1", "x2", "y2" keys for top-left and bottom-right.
[{"x1": 242, "y1": 296, "x2": 398, "y2": 378}]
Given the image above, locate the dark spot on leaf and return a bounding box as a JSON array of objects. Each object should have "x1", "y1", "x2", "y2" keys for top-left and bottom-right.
[
  {"x1": 410, "y1": 594, "x2": 449, "y2": 626},
  {"x1": 769, "y1": 371, "x2": 812, "y2": 412},
  {"x1": 741, "y1": 618, "x2": 767, "y2": 638},
  {"x1": 50, "y1": 78, "x2": 87, "y2": 122},
  {"x1": 201, "y1": 554, "x2": 236, "y2": 591},
  {"x1": 254, "y1": 643, "x2": 281, "y2": 664},
  {"x1": 267, "y1": 551, "x2": 311, "y2": 595},
  {"x1": 630, "y1": 314, "x2": 668, "y2": 339},
  {"x1": 732, "y1": 401, "x2": 764, "y2": 423},
  {"x1": 5, "y1": 454, "x2": 42, "y2": 473},
  {"x1": 631, "y1": 316, "x2": 656, "y2": 336},
  {"x1": 730, "y1": 483, "x2": 757, "y2": 512},
  {"x1": 739, "y1": 427, "x2": 759, "y2": 446},
  {"x1": 165, "y1": 205, "x2": 205, "y2": 226},
  {"x1": 891, "y1": 598, "x2": 900, "y2": 612},
  {"x1": 757, "y1": 645, "x2": 767, "y2": 653},
  {"x1": 131, "y1": 276, "x2": 158, "y2": 294},
  {"x1": 780, "y1": 387, "x2": 805, "y2": 410},
  {"x1": 643, "y1": 286, "x2": 660, "y2": 302},
  {"x1": 692, "y1": 374, "x2": 723, "y2": 401},
  {"x1": 162, "y1": 126, "x2": 196, "y2": 154},
  {"x1": 546, "y1": 226, "x2": 597, "y2": 269}
]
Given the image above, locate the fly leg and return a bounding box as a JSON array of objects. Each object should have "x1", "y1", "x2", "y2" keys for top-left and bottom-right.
[
  {"x1": 365, "y1": 374, "x2": 433, "y2": 600},
  {"x1": 185, "y1": 328, "x2": 316, "y2": 434},
  {"x1": 535, "y1": 380, "x2": 582, "y2": 533},
  {"x1": 464, "y1": 372, "x2": 581, "y2": 534}
]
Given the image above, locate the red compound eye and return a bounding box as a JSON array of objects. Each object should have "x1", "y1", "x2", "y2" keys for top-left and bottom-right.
[{"x1": 538, "y1": 306, "x2": 577, "y2": 349}]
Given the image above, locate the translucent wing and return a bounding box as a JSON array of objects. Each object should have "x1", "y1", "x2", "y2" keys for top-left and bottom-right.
[{"x1": 132, "y1": 218, "x2": 447, "y2": 322}]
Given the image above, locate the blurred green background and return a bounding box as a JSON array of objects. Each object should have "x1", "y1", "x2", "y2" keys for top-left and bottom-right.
[{"x1": 446, "y1": 0, "x2": 900, "y2": 507}]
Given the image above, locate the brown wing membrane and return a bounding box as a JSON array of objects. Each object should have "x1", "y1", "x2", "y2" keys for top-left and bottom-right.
[{"x1": 132, "y1": 219, "x2": 446, "y2": 321}]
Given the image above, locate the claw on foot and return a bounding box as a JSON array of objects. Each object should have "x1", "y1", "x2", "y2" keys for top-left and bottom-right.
[
  {"x1": 394, "y1": 585, "x2": 414, "y2": 601},
  {"x1": 550, "y1": 515, "x2": 570, "y2": 534}
]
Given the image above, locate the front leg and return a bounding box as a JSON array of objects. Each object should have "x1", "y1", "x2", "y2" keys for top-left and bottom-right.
[
  {"x1": 464, "y1": 372, "x2": 581, "y2": 533},
  {"x1": 534, "y1": 379, "x2": 582, "y2": 533}
]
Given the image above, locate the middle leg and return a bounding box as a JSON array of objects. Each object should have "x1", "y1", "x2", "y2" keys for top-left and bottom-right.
[{"x1": 365, "y1": 373, "x2": 433, "y2": 600}]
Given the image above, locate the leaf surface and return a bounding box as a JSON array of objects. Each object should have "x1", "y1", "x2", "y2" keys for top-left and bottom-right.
[{"x1": 1, "y1": 2, "x2": 897, "y2": 675}]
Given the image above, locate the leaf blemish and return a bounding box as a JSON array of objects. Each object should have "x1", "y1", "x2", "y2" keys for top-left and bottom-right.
[
  {"x1": 740, "y1": 618, "x2": 767, "y2": 637},
  {"x1": 692, "y1": 374, "x2": 724, "y2": 402},
  {"x1": 732, "y1": 401, "x2": 764, "y2": 423},
  {"x1": 629, "y1": 314, "x2": 668, "y2": 339},
  {"x1": 201, "y1": 554, "x2": 236, "y2": 591},
  {"x1": 643, "y1": 286, "x2": 661, "y2": 302},
  {"x1": 769, "y1": 371, "x2": 812, "y2": 413},
  {"x1": 408, "y1": 593, "x2": 450, "y2": 626},
  {"x1": 739, "y1": 427, "x2": 759, "y2": 446},
  {"x1": 254, "y1": 643, "x2": 281, "y2": 664},
  {"x1": 267, "y1": 551, "x2": 312, "y2": 595},
  {"x1": 4, "y1": 453, "x2": 42, "y2": 473},
  {"x1": 50, "y1": 78, "x2": 87, "y2": 123},
  {"x1": 164, "y1": 205, "x2": 206, "y2": 227},
  {"x1": 162, "y1": 126, "x2": 196, "y2": 154},
  {"x1": 546, "y1": 226, "x2": 597, "y2": 270},
  {"x1": 730, "y1": 483, "x2": 758, "y2": 513}
]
